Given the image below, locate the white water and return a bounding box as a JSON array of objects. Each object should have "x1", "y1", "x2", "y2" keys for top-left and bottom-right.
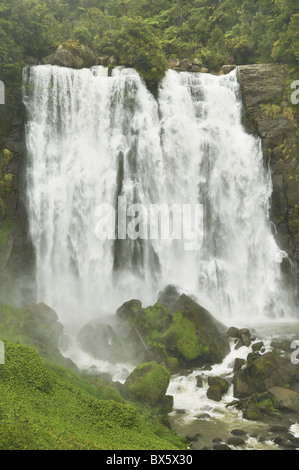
[{"x1": 23, "y1": 65, "x2": 294, "y2": 329}]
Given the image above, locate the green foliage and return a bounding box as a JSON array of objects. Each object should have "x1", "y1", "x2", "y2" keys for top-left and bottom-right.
[
  {"x1": 161, "y1": 311, "x2": 208, "y2": 361},
  {"x1": 0, "y1": 342, "x2": 186, "y2": 450}
]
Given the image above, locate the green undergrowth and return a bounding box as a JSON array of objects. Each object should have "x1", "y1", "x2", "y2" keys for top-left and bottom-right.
[{"x1": 0, "y1": 341, "x2": 187, "y2": 450}]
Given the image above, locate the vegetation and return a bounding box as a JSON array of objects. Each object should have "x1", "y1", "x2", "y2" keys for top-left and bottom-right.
[{"x1": 0, "y1": 341, "x2": 187, "y2": 450}]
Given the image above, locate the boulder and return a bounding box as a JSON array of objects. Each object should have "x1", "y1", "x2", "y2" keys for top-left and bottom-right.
[
  {"x1": 233, "y1": 358, "x2": 246, "y2": 372},
  {"x1": 26, "y1": 302, "x2": 63, "y2": 350},
  {"x1": 160, "y1": 295, "x2": 230, "y2": 365},
  {"x1": 231, "y1": 429, "x2": 247, "y2": 436},
  {"x1": 179, "y1": 59, "x2": 193, "y2": 71},
  {"x1": 207, "y1": 376, "x2": 229, "y2": 402},
  {"x1": 227, "y1": 327, "x2": 240, "y2": 338},
  {"x1": 269, "y1": 387, "x2": 299, "y2": 412},
  {"x1": 77, "y1": 321, "x2": 122, "y2": 362},
  {"x1": 123, "y1": 361, "x2": 172, "y2": 410},
  {"x1": 117, "y1": 294, "x2": 230, "y2": 370},
  {"x1": 42, "y1": 48, "x2": 84, "y2": 69},
  {"x1": 227, "y1": 437, "x2": 245, "y2": 446},
  {"x1": 157, "y1": 285, "x2": 181, "y2": 311},
  {"x1": 252, "y1": 342, "x2": 264, "y2": 353},
  {"x1": 42, "y1": 44, "x2": 96, "y2": 69},
  {"x1": 233, "y1": 352, "x2": 298, "y2": 399}
]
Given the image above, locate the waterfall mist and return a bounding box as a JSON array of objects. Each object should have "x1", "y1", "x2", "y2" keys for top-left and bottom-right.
[{"x1": 23, "y1": 65, "x2": 295, "y2": 330}]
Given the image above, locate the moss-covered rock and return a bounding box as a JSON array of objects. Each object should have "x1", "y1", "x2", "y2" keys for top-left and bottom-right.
[
  {"x1": 123, "y1": 361, "x2": 171, "y2": 410},
  {"x1": 116, "y1": 294, "x2": 230, "y2": 371},
  {"x1": 233, "y1": 352, "x2": 299, "y2": 399},
  {"x1": 207, "y1": 376, "x2": 230, "y2": 402},
  {"x1": 167, "y1": 295, "x2": 230, "y2": 365},
  {"x1": 0, "y1": 303, "x2": 72, "y2": 369}
]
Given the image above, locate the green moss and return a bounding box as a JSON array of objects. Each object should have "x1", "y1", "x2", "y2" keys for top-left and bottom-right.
[
  {"x1": 125, "y1": 361, "x2": 171, "y2": 407},
  {"x1": 165, "y1": 357, "x2": 179, "y2": 374},
  {"x1": 161, "y1": 311, "x2": 207, "y2": 361},
  {"x1": 0, "y1": 342, "x2": 186, "y2": 450}
]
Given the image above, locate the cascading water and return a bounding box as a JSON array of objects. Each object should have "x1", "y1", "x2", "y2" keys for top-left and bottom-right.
[{"x1": 23, "y1": 65, "x2": 294, "y2": 330}]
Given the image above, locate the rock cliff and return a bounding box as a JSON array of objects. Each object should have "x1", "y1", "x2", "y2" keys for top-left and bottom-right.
[{"x1": 237, "y1": 64, "x2": 299, "y2": 295}]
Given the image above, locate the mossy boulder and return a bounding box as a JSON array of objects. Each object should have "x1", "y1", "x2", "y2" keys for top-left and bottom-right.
[
  {"x1": 164, "y1": 295, "x2": 230, "y2": 365},
  {"x1": 0, "y1": 303, "x2": 73, "y2": 368},
  {"x1": 41, "y1": 43, "x2": 97, "y2": 69},
  {"x1": 233, "y1": 352, "x2": 299, "y2": 399},
  {"x1": 123, "y1": 362, "x2": 171, "y2": 410},
  {"x1": 116, "y1": 294, "x2": 230, "y2": 371},
  {"x1": 207, "y1": 376, "x2": 230, "y2": 402}
]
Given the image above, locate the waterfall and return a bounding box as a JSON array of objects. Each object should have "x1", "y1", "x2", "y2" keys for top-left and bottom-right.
[{"x1": 23, "y1": 65, "x2": 293, "y2": 328}]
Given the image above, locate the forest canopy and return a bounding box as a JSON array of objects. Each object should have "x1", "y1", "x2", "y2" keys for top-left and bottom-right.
[{"x1": 0, "y1": 0, "x2": 298, "y2": 132}]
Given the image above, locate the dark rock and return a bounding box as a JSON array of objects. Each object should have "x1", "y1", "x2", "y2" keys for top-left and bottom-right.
[
  {"x1": 239, "y1": 328, "x2": 251, "y2": 337},
  {"x1": 243, "y1": 403, "x2": 262, "y2": 421},
  {"x1": 157, "y1": 285, "x2": 181, "y2": 310},
  {"x1": 233, "y1": 352, "x2": 298, "y2": 399},
  {"x1": 237, "y1": 64, "x2": 299, "y2": 293},
  {"x1": 247, "y1": 352, "x2": 261, "y2": 365},
  {"x1": 233, "y1": 358, "x2": 246, "y2": 372},
  {"x1": 196, "y1": 413, "x2": 211, "y2": 420},
  {"x1": 196, "y1": 375, "x2": 204, "y2": 388},
  {"x1": 207, "y1": 376, "x2": 229, "y2": 402},
  {"x1": 279, "y1": 440, "x2": 298, "y2": 449},
  {"x1": 252, "y1": 342, "x2": 264, "y2": 353},
  {"x1": 213, "y1": 444, "x2": 232, "y2": 450},
  {"x1": 269, "y1": 425, "x2": 289, "y2": 434},
  {"x1": 231, "y1": 429, "x2": 247, "y2": 436},
  {"x1": 227, "y1": 327, "x2": 240, "y2": 338},
  {"x1": 241, "y1": 333, "x2": 251, "y2": 347},
  {"x1": 227, "y1": 437, "x2": 245, "y2": 446},
  {"x1": 212, "y1": 438, "x2": 223, "y2": 443},
  {"x1": 270, "y1": 340, "x2": 292, "y2": 352}
]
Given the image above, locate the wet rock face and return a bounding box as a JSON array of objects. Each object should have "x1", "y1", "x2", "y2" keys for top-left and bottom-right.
[
  {"x1": 237, "y1": 64, "x2": 299, "y2": 294},
  {"x1": 233, "y1": 352, "x2": 298, "y2": 399},
  {"x1": 0, "y1": 118, "x2": 34, "y2": 305}
]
